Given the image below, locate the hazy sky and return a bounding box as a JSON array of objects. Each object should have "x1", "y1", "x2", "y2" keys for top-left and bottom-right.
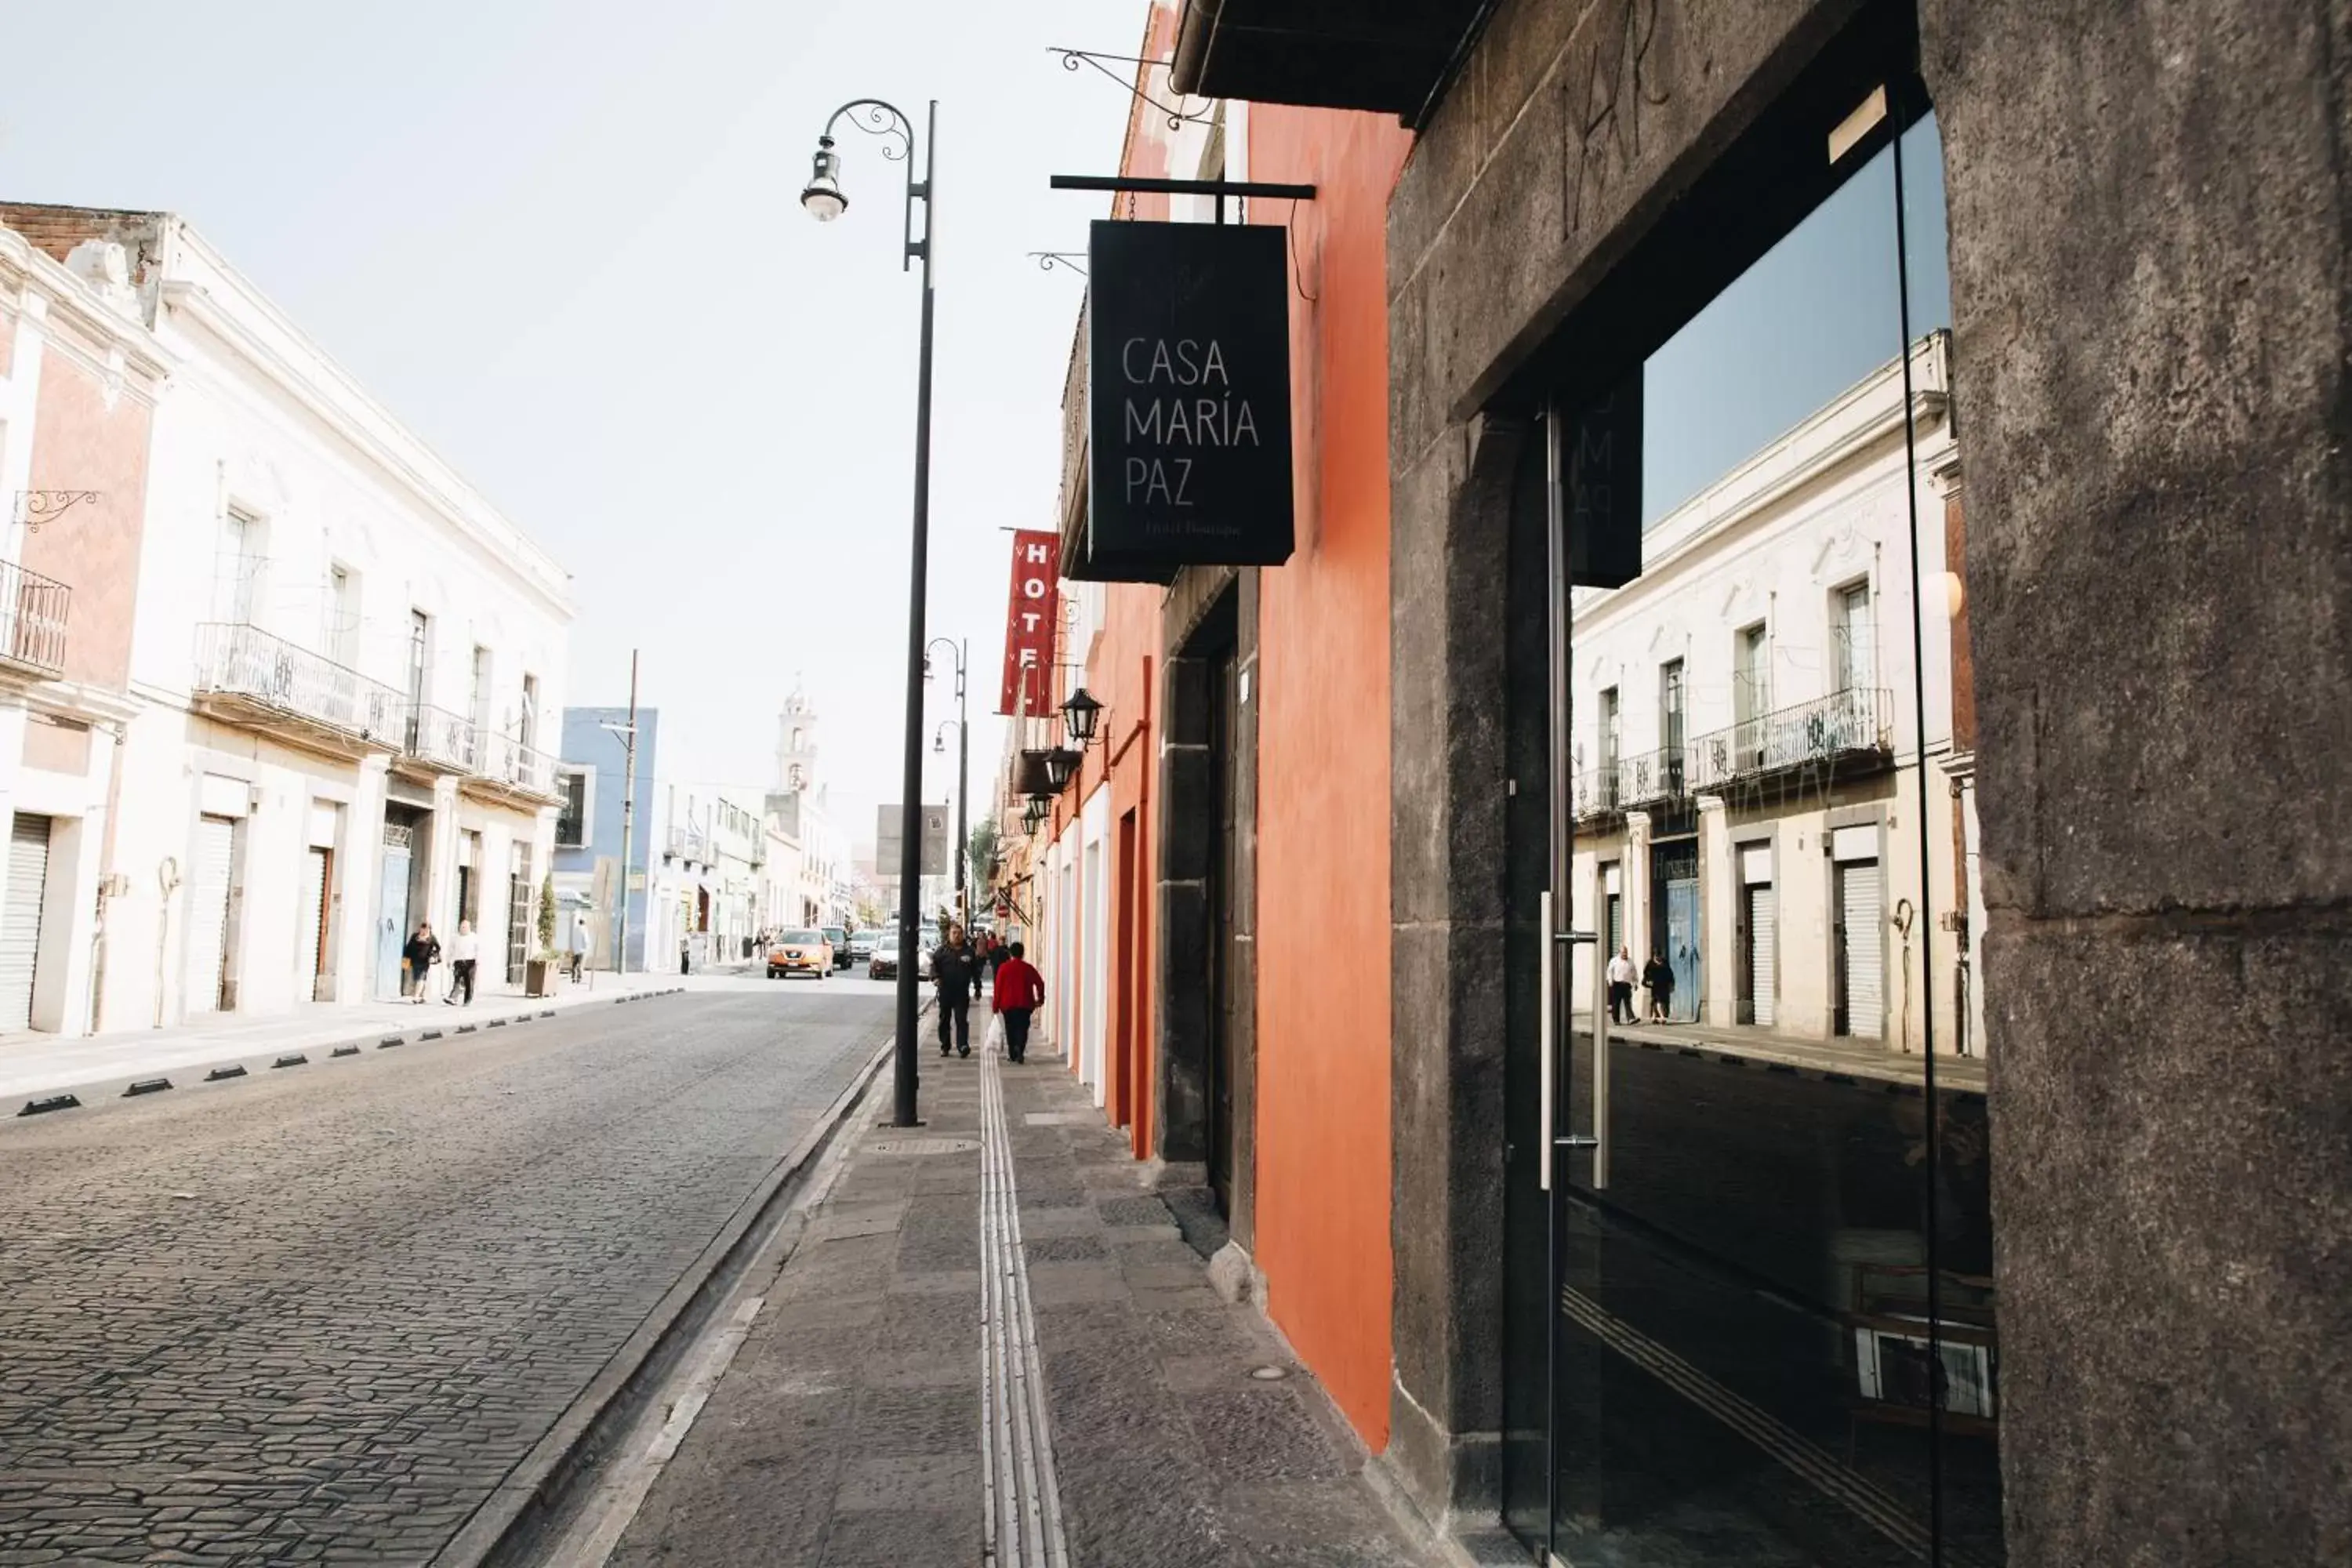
[{"x1": 0, "y1": 0, "x2": 1136, "y2": 840}]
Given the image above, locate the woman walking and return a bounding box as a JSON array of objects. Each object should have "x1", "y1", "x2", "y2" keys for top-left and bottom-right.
[{"x1": 403, "y1": 922, "x2": 441, "y2": 1006}]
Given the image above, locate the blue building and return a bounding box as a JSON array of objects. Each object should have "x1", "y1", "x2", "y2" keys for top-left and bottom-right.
[{"x1": 553, "y1": 706, "x2": 660, "y2": 972}]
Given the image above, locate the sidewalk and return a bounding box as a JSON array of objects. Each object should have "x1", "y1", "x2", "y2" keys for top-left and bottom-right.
[
  {"x1": 604, "y1": 1038, "x2": 1447, "y2": 1568},
  {"x1": 1574, "y1": 1011, "x2": 1990, "y2": 1094},
  {"x1": 0, "y1": 968, "x2": 701, "y2": 1106}
]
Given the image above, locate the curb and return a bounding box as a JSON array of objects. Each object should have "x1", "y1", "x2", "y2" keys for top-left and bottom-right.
[
  {"x1": 9, "y1": 989, "x2": 685, "y2": 1120},
  {"x1": 427, "y1": 1023, "x2": 902, "y2": 1568}
]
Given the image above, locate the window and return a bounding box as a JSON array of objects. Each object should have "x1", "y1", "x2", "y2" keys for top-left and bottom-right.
[
  {"x1": 1834, "y1": 582, "x2": 1875, "y2": 692},
  {"x1": 521, "y1": 673, "x2": 540, "y2": 753},
  {"x1": 1733, "y1": 622, "x2": 1769, "y2": 729},
  {"x1": 470, "y1": 645, "x2": 492, "y2": 735},
  {"x1": 216, "y1": 509, "x2": 263, "y2": 624},
  {"x1": 555, "y1": 768, "x2": 593, "y2": 848},
  {"x1": 407, "y1": 612, "x2": 431, "y2": 708},
  {"x1": 1659, "y1": 659, "x2": 1686, "y2": 757},
  {"x1": 327, "y1": 565, "x2": 361, "y2": 667}
]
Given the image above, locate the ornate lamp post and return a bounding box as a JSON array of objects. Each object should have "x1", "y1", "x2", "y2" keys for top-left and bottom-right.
[{"x1": 803, "y1": 95, "x2": 938, "y2": 1128}]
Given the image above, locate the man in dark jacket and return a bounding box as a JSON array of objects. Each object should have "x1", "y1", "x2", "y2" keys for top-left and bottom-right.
[
  {"x1": 990, "y1": 941, "x2": 1044, "y2": 1064},
  {"x1": 932, "y1": 921, "x2": 978, "y2": 1058}
]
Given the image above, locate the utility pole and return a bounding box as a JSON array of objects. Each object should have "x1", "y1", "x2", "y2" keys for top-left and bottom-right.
[{"x1": 614, "y1": 651, "x2": 639, "y2": 975}]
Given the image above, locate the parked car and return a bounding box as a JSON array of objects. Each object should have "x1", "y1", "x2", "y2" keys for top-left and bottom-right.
[
  {"x1": 824, "y1": 927, "x2": 851, "y2": 970},
  {"x1": 916, "y1": 926, "x2": 939, "y2": 981},
  {"x1": 869, "y1": 936, "x2": 898, "y2": 981},
  {"x1": 768, "y1": 928, "x2": 832, "y2": 980}
]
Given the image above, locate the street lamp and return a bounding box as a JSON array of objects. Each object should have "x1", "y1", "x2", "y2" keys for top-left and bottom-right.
[
  {"x1": 800, "y1": 140, "x2": 848, "y2": 220},
  {"x1": 804, "y1": 94, "x2": 938, "y2": 1129},
  {"x1": 1061, "y1": 685, "x2": 1103, "y2": 747},
  {"x1": 927, "y1": 637, "x2": 968, "y2": 931}
]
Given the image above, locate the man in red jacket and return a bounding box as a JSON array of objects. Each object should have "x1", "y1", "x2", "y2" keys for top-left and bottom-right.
[{"x1": 990, "y1": 941, "x2": 1045, "y2": 1065}]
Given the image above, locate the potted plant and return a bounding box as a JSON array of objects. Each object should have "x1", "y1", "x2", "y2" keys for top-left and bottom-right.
[{"x1": 524, "y1": 873, "x2": 561, "y2": 998}]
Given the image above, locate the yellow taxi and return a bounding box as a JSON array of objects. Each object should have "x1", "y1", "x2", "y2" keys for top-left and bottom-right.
[{"x1": 768, "y1": 928, "x2": 833, "y2": 980}]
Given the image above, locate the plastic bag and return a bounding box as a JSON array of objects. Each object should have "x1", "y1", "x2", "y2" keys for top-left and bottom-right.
[{"x1": 985, "y1": 1011, "x2": 1006, "y2": 1056}]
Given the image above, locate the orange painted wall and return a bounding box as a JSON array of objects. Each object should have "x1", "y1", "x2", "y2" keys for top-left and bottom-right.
[{"x1": 1247, "y1": 104, "x2": 1414, "y2": 1444}]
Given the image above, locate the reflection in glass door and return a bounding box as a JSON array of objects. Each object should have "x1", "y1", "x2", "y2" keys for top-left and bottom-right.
[{"x1": 1502, "y1": 76, "x2": 2002, "y2": 1568}]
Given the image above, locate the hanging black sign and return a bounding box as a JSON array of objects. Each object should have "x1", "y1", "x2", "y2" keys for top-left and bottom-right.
[{"x1": 1084, "y1": 220, "x2": 1293, "y2": 579}]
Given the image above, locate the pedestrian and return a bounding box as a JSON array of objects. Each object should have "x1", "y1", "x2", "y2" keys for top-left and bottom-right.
[
  {"x1": 445, "y1": 920, "x2": 477, "y2": 1006},
  {"x1": 1606, "y1": 946, "x2": 1636, "y2": 1025},
  {"x1": 1642, "y1": 948, "x2": 1673, "y2": 1022},
  {"x1": 680, "y1": 935, "x2": 691, "y2": 977},
  {"x1": 568, "y1": 920, "x2": 588, "y2": 982},
  {"x1": 403, "y1": 922, "x2": 440, "y2": 1006},
  {"x1": 991, "y1": 940, "x2": 1044, "y2": 1064},
  {"x1": 931, "y1": 920, "x2": 977, "y2": 1058}
]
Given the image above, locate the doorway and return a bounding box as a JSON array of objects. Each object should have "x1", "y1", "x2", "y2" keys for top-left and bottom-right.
[
  {"x1": 1739, "y1": 848, "x2": 1778, "y2": 1029},
  {"x1": 376, "y1": 818, "x2": 416, "y2": 1001},
  {"x1": 1834, "y1": 855, "x2": 1885, "y2": 1040},
  {"x1": 185, "y1": 814, "x2": 238, "y2": 1014},
  {"x1": 1650, "y1": 838, "x2": 1699, "y2": 1022},
  {"x1": 1204, "y1": 637, "x2": 1240, "y2": 1215},
  {"x1": 0, "y1": 814, "x2": 53, "y2": 1032},
  {"x1": 1498, "y1": 48, "x2": 2002, "y2": 1568},
  {"x1": 1113, "y1": 810, "x2": 1139, "y2": 1131},
  {"x1": 299, "y1": 846, "x2": 332, "y2": 1002}
]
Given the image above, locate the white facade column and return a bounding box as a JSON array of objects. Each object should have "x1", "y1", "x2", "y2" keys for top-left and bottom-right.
[
  {"x1": 1697, "y1": 796, "x2": 1733, "y2": 1024},
  {"x1": 1623, "y1": 811, "x2": 1652, "y2": 976}
]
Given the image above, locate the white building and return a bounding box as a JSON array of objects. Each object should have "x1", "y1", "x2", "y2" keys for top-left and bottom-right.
[
  {"x1": 0, "y1": 205, "x2": 572, "y2": 1032},
  {"x1": 655, "y1": 782, "x2": 782, "y2": 967},
  {"x1": 0, "y1": 216, "x2": 171, "y2": 1037},
  {"x1": 772, "y1": 684, "x2": 851, "y2": 927},
  {"x1": 1568, "y1": 333, "x2": 1984, "y2": 1060}
]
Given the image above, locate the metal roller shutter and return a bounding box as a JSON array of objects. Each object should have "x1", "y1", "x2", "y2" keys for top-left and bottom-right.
[
  {"x1": 1747, "y1": 883, "x2": 1777, "y2": 1029},
  {"x1": 1840, "y1": 861, "x2": 1883, "y2": 1040},
  {"x1": 185, "y1": 815, "x2": 236, "y2": 1015},
  {"x1": 0, "y1": 815, "x2": 53, "y2": 1032}
]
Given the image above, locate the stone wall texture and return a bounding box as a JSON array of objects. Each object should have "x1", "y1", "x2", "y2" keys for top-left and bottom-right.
[{"x1": 1385, "y1": 0, "x2": 2352, "y2": 1559}]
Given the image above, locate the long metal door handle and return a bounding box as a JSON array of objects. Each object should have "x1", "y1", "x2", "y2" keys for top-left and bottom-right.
[
  {"x1": 1538, "y1": 891, "x2": 1554, "y2": 1192},
  {"x1": 1592, "y1": 916, "x2": 1611, "y2": 1189}
]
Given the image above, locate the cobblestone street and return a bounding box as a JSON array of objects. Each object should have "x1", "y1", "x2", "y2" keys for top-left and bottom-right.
[{"x1": 0, "y1": 982, "x2": 895, "y2": 1565}]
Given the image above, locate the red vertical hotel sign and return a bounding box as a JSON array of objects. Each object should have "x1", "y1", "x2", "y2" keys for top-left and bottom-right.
[{"x1": 998, "y1": 529, "x2": 1061, "y2": 717}]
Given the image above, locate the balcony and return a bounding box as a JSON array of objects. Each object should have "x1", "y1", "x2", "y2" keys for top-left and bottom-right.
[
  {"x1": 192, "y1": 622, "x2": 400, "y2": 757},
  {"x1": 0, "y1": 560, "x2": 70, "y2": 679},
  {"x1": 463, "y1": 727, "x2": 562, "y2": 809},
  {"x1": 1687, "y1": 688, "x2": 1895, "y2": 794},
  {"x1": 394, "y1": 703, "x2": 477, "y2": 779}
]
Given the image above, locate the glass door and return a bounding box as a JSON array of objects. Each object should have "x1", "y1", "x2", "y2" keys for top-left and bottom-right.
[{"x1": 1504, "y1": 68, "x2": 2002, "y2": 1568}]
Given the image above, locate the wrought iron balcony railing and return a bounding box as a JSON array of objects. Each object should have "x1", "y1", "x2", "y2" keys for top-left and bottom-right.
[
  {"x1": 1613, "y1": 745, "x2": 1691, "y2": 811},
  {"x1": 193, "y1": 622, "x2": 401, "y2": 746},
  {"x1": 401, "y1": 703, "x2": 477, "y2": 773},
  {"x1": 0, "y1": 560, "x2": 70, "y2": 677},
  {"x1": 471, "y1": 728, "x2": 557, "y2": 801},
  {"x1": 1688, "y1": 686, "x2": 1893, "y2": 791}
]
